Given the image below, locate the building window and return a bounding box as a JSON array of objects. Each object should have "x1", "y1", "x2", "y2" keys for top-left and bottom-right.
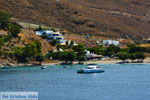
[{"x1": 53, "y1": 34, "x2": 59, "y2": 36}]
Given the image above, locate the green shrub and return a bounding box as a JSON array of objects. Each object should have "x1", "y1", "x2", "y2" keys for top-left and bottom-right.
[
  {"x1": 117, "y1": 52, "x2": 129, "y2": 62},
  {"x1": 128, "y1": 44, "x2": 145, "y2": 53},
  {"x1": 72, "y1": 44, "x2": 86, "y2": 56},
  {"x1": 88, "y1": 46, "x2": 106, "y2": 55},
  {"x1": 135, "y1": 52, "x2": 145, "y2": 62},
  {"x1": 9, "y1": 24, "x2": 21, "y2": 37},
  {"x1": 0, "y1": 12, "x2": 11, "y2": 30},
  {"x1": 129, "y1": 53, "x2": 136, "y2": 61},
  {"x1": 77, "y1": 56, "x2": 86, "y2": 64},
  {"x1": 35, "y1": 54, "x2": 45, "y2": 64},
  {"x1": 104, "y1": 45, "x2": 120, "y2": 57},
  {"x1": 50, "y1": 40, "x2": 58, "y2": 46}
]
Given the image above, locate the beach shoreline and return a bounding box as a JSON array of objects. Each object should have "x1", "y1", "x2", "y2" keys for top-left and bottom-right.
[
  {"x1": 82, "y1": 57, "x2": 150, "y2": 65},
  {"x1": 41, "y1": 57, "x2": 150, "y2": 66},
  {"x1": 0, "y1": 57, "x2": 149, "y2": 68}
]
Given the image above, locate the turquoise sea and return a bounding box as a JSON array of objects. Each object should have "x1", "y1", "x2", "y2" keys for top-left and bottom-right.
[{"x1": 0, "y1": 64, "x2": 150, "y2": 100}]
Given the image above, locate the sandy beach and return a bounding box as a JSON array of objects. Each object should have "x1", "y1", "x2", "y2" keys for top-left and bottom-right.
[
  {"x1": 41, "y1": 57, "x2": 150, "y2": 66},
  {"x1": 0, "y1": 57, "x2": 149, "y2": 68},
  {"x1": 82, "y1": 57, "x2": 150, "y2": 64}
]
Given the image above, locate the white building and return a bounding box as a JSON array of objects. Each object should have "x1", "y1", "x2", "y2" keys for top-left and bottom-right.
[
  {"x1": 35, "y1": 30, "x2": 66, "y2": 45},
  {"x1": 35, "y1": 30, "x2": 54, "y2": 36},
  {"x1": 85, "y1": 50, "x2": 102, "y2": 60},
  {"x1": 67, "y1": 40, "x2": 78, "y2": 46},
  {"x1": 102, "y1": 40, "x2": 119, "y2": 46}
]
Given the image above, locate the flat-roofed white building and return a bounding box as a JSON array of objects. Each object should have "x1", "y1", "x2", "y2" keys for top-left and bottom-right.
[{"x1": 102, "y1": 40, "x2": 119, "y2": 46}]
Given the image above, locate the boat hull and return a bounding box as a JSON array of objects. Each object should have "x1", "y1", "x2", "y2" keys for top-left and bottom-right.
[
  {"x1": 41, "y1": 67, "x2": 47, "y2": 69},
  {"x1": 1, "y1": 67, "x2": 10, "y2": 69},
  {"x1": 77, "y1": 69, "x2": 105, "y2": 73}
]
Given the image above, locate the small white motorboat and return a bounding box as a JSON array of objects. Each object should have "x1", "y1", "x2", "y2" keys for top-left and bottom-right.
[{"x1": 77, "y1": 64, "x2": 105, "y2": 73}]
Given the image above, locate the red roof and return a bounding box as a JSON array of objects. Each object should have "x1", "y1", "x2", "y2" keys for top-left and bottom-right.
[{"x1": 119, "y1": 39, "x2": 134, "y2": 44}]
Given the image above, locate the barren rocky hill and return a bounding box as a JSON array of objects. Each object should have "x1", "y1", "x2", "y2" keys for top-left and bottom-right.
[{"x1": 0, "y1": 0, "x2": 150, "y2": 41}]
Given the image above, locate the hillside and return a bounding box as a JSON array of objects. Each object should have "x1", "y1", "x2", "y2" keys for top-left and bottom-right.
[
  {"x1": 0, "y1": 0, "x2": 150, "y2": 41},
  {"x1": 0, "y1": 29, "x2": 53, "y2": 55},
  {"x1": 0, "y1": 29, "x2": 54, "y2": 64}
]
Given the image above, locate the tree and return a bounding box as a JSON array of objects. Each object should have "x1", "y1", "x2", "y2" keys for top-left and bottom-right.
[
  {"x1": 65, "y1": 41, "x2": 69, "y2": 46},
  {"x1": 56, "y1": 43, "x2": 64, "y2": 50},
  {"x1": 117, "y1": 52, "x2": 129, "y2": 62},
  {"x1": 13, "y1": 41, "x2": 42, "y2": 62},
  {"x1": 119, "y1": 48, "x2": 129, "y2": 52},
  {"x1": 88, "y1": 46, "x2": 100, "y2": 55},
  {"x1": 128, "y1": 44, "x2": 145, "y2": 53},
  {"x1": 105, "y1": 45, "x2": 120, "y2": 57},
  {"x1": 65, "y1": 41, "x2": 74, "y2": 49},
  {"x1": 34, "y1": 26, "x2": 43, "y2": 31},
  {"x1": 38, "y1": 26, "x2": 42, "y2": 31},
  {"x1": 23, "y1": 42, "x2": 38, "y2": 58},
  {"x1": 129, "y1": 53, "x2": 136, "y2": 62},
  {"x1": 3, "y1": 34, "x2": 12, "y2": 42},
  {"x1": 41, "y1": 32, "x2": 47, "y2": 39},
  {"x1": 72, "y1": 44, "x2": 86, "y2": 56},
  {"x1": 68, "y1": 41, "x2": 74, "y2": 48},
  {"x1": 33, "y1": 40, "x2": 42, "y2": 54},
  {"x1": 70, "y1": 41, "x2": 74, "y2": 46},
  {"x1": 77, "y1": 56, "x2": 86, "y2": 64},
  {"x1": 88, "y1": 46, "x2": 106, "y2": 55},
  {"x1": 66, "y1": 51, "x2": 77, "y2": 63},
  {"x1": 50, "y1": 40, "x2": 58, "y2": 46},
  {"x1": 0, "y1": 37, "x2": 5, "y2": 48},
  {"x1": 60, "y1": 51, "x2": 77, "y2": 64},
  {"x1": 0, "y1": 35, "x2": 12, "y2": 49},
  {"x1": 14, "y1": 47, "x2": 26, "y2": 62},
  {"x1": 0, "y1": 12, "x2": 11, "y2": 30},
  {"x1": 9, "y1": 24, "x2": 21, "y2": 37},
  {"x1": 13, "y1": 47, "x2": 32, "y2": 62},
  {"x1": 72, "y1": 44, "x2": 86, "y2": 62},
  {"x1": 145, "y1": 47, "x2": 150, "y2": 53},
  {"x1": 35, "y1": 54, "x2": 45, "y2": 65},
  {"x1": 135, "y1": 52, "x2": 145, "y2": 62}
]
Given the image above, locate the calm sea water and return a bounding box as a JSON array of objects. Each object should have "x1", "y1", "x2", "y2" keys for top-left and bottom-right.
[{"x1": 0, "y1": 64, "x2": 150, "y2": 100}]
